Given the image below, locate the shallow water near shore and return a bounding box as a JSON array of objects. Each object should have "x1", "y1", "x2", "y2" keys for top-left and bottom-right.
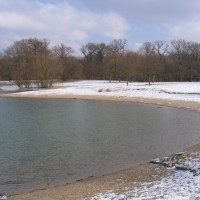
[{"x1": 0, "y1": 98, "x2": 200, "y2": 195}]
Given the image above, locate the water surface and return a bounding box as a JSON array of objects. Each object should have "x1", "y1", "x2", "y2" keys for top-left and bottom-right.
[{"x1": 0, "y1": 98, "x2": 200, "y2": 195}]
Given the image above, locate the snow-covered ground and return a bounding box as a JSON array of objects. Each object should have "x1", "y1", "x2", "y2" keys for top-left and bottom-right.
[
  {"x1": 0, "y1": 81, "x2": 18, "y2": 91},
  {"x1": 85, "y1": 152, "x2": 200, "y2": 200},
  {"x1": 86, "y1": 171, "x2": 200, "y2": 200},
  {"x1": 0, "y1": 85, "x2": 18, "y2": 91},
  {"x1": 1, "y1": 80, "x2": 200, "y2": 102}
]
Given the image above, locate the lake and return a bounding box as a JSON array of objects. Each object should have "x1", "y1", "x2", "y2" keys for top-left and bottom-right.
[{"x1": 0, "y1": 98, "x2": 200, "y2": 195}]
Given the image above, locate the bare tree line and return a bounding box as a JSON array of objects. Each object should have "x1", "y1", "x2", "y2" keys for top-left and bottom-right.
[{"x1": 0, "y1": 38, "x2": 200, "y2": 88}]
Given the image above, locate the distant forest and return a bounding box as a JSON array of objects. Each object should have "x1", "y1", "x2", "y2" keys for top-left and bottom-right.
[{"x1": 0, "y1": 38, "x2": 200, "y2": 88}]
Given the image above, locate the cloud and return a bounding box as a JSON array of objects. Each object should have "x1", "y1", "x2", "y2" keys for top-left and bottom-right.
[
  {"x1": 165, "y1": 20, "x2": 200, "y2": 41},
  {"x1": 2, "y1": 0, "x2": 200, "y2": 53},
  {"x1": 69, "y1": 30, "x2": 88, "y2": 41},
  {"x1": 0, "y1": 12, "x2": 43, "y2": 30},
  {"x1": 64, "y1": 0, "x2": 200, "y2": 50},
  {"x1": 101, "y1": 13, "x2": 129, "y2": 38},
  {"x1": 0, "y1": 0, "x2": 129, "y2": 52},
  {"x1": 133, "y1": 42, "x2": 143, "y2": 50},
  {"x1": 71, "y1": 0, "x2": 200, "y2": 24}
]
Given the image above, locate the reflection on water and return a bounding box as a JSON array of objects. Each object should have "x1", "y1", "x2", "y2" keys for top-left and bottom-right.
[{"x1": 0, "y1": 98, "x2": 200, "y2": 195}]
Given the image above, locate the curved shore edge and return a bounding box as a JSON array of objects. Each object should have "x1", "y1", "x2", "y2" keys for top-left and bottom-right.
[
  {"x1": 1, "y1": 92, "x2": 200, "y2": 112},
  {"x1": 1, "y1": 93, "x2": 200, "y2": 200}
]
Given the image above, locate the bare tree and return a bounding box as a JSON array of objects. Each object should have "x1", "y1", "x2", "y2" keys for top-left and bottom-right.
[
  {"x1": 80, "y1": 42, "x2": 108, "y2": 79},
  {"x1": 2, "y1": 37, "x2": 200, "y2": 85},
  {"x1": 52, "y1": 44, "x2": 74, "y2": 81},
  {"x1": 64, "y1": 57, "x2": 84, "y2": 80},
  {"x1": 170, "y1": 39, "x2": 189, "y2": 81},
  {"x1": 4, "y1": 40, "x2": 32, "y2": 88},
  {"x1": 80, "y1": 43, "x2": 97, "y2": 62},
  {"x1": 53, "y1": 44, "x2": 74, "y2": 59},
  {"x1": 122, "y1": 51, "x2": 141, "y2": 85},
  {"x1": 106, "y1": 39, "x2": 127, "y2": 82},
  {"x1": 3, "y1": 38, "x2": 60, "y2": 88},
  {"x1": 108, "y1": 39, "x2": 127, "y2": 56},
  {"x1": 139, "y1": 42, "x2": 157, "y2": 84},
  {"x1": 153, "y1": 40, "x2": 168, "y2": 81},
  {"x1": 34, "y1": 48, "x2": 57, "y2": 88},
  {"x1": 154, "y1": 41, "x2": 168, "y2": 61},
  {"x1": 185, "y1": 42, "x2": 200, "y2": 81}
]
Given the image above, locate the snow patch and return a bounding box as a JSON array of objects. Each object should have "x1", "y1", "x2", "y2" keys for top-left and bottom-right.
[{"x1": 85, "y1": 152, "x2": 200, "y2": 200}]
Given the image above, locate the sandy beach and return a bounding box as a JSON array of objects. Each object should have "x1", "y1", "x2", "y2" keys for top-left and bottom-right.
[{"x1": 1, "y1": 81, "x2": 200, "y2": 199}]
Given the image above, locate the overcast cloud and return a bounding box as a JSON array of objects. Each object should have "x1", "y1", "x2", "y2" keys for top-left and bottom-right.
[{"x1": 0, "y1": 0, "x2": 200, "y2": 53}]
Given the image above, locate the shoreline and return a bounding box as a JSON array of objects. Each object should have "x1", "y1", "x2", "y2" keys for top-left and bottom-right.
[
  {"x1": 2, "y1": 92, "x2": 200, "y2": 112},
  {"x1": 2, "y1": 92, "x2": 200, "y2": 200},
  {"x1": 8, "y1": 143, "x2": 200, "y2": 200}
]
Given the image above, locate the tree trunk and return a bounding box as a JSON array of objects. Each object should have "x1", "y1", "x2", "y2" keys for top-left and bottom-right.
[
  {"x1": 152, "y1": 75, "x2": 155, "y2": 83},
  {"x1": 190, "y1": 67, "x2": 192, "y2": 82},
  {"x1": 148, "y1": 75, "x2": 151, "y2": 85}
]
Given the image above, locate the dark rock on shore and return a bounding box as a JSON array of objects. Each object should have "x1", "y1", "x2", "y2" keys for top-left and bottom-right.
[{"x1": 150, "y1": 151, "x2": 200, "y2": 176}]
